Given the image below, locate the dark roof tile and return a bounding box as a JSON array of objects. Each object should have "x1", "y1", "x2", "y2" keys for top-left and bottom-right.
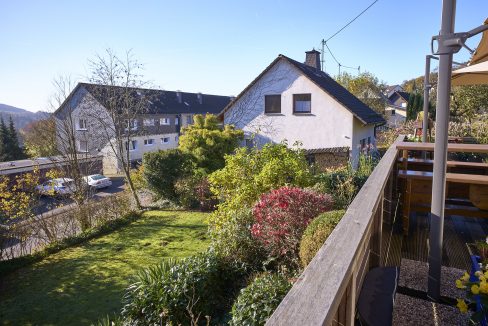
[
  {"x1": 80, "y1": 83, "x2": 231, "y2": 115},
  {"x1": 281, "y1": 56, "x2": 385, "y2": 125}
]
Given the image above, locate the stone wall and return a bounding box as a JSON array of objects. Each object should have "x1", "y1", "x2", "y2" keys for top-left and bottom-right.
[{"x1": 306, "y1": 147, "x2": 349, "y2": 172}]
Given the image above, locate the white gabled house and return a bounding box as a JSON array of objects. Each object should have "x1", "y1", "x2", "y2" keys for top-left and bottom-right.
[{"x1": 220, "y1": 50, "x2": 386, "y2": 164}]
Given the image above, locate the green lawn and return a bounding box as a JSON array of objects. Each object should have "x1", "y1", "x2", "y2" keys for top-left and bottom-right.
[{"x1": 0, "y1": 210, "x2": 210, "y2": 326}]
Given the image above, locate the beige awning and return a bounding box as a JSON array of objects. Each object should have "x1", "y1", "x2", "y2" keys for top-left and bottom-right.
[
  {"x1": 471, "y1": 18, "x2": 488, "y2": 65},
  {"x1": 451, "y1": 18, "x2": 488, "y2": 86},
  {"x1": 452, "y1": 60, "x2": 488, "y2": 86}
]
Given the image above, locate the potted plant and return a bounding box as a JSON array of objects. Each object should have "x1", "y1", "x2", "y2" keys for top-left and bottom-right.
[{"x1": 457, "y1": 237, "x2": 488, "y2": 325}]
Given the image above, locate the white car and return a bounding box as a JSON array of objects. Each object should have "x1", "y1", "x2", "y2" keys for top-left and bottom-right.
[
  {"x1": 36, "y1": 178, "x2": 76, "y2": 196},
  {"x1": 83, "y1": 174, "x2": 112, "y2": 189}
]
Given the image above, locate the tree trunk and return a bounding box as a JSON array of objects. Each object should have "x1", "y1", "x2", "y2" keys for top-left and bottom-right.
[{"x1": 124, "y1": 167, "x2": 142, "y2": 210}]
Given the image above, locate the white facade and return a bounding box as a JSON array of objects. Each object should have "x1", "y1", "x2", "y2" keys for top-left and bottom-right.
[
  {"x1": 385, "y1": 105, "x2": 407, "y2": 127},
  {"x1": 224, "y1": 59, "x2": 377, "y2": 164}
]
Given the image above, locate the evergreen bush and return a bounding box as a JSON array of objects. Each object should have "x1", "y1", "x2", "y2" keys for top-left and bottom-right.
[
  {"x1": 299, "y1": 210, "x2": 345, "y2": 268},
  {"x1": 230, "y1": 273, "x2": 292, "y2": 326}
]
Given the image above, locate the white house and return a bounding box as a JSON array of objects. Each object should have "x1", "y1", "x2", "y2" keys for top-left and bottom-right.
[
  {"x1": 384, "y1": 88, "x2": 409, "y2": 127},
  {"x1": 220, "y1": 50, "x2": 385, "y2": 164},
  {"x1": 54, "y1": 83, "x2": 232, "y2": 174}
]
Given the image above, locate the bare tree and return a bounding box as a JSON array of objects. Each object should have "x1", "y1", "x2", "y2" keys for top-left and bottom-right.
[
  {"x1": 83, "y1": 49, "x2": 152, "y2": 210},
  {"x1": 51, "y1": 76, "x2": 101, "y2": 229}
]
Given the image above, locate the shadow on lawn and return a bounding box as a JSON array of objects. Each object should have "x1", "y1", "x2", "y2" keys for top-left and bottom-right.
[{"x1": 0, "y1": 212, "x2": 210, "y2": 325}]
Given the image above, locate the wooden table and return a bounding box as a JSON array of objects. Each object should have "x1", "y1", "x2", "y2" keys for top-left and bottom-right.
[{"x1": 396, "y1": 142, "x2": 488, "y2": 234}]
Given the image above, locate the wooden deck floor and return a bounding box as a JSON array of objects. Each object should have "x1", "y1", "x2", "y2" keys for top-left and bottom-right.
[{"x1": 382, "y1": 210, "x2": 488, "y2": 271}]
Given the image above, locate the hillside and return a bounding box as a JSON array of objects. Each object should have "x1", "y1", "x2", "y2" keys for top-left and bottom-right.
[{"x1": 0, "y1": 103, "x2": 50, "y2": 131}]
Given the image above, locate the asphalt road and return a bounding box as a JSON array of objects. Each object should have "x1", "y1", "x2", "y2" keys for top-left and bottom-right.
[{"x1": 34, "y1": 176, "x2": 126, "y2": 215}]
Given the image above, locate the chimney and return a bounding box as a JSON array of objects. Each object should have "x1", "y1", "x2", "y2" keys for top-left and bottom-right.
[
  {"x1": 176, "y1": 90, "x2": 182, "y2": 103},
  {"x1": 197, "y1": 92, "x2": 203, "y2": 104},
  {"x1": 305, "y1": 49, "x2": 321, "y2": 71}
]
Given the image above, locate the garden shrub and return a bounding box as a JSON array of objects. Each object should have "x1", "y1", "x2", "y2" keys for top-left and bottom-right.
[
  {"x1": 121, "y1": 250, "x2": 247, "y2": 325},
  {"x1": 211, "y1": 208, "x2": 265, "y2": 267},
  {"x1": 179, "y1": 114, "x2": 244, "y2": 175},
  {"x1": 143, "y1": 149, "x2": 193, "y2": 201},
  {"x1": 175, "y1": 176, "x2": 217, "y2": 211},
  {"x1": 230, "y1": 273, "x2": 292, "y2": 326},
  {"x1": 251, "y1": 187, "x2": 333, "y2": 268},
  {"x1": 313, "y1": 155, "x2": 376, "y2": 209},
  {"x1": 299, "y1": 210, "x2": 345, "y2": 268},
  {"x1": 209, "y1": 142, "x2": 313, "y2": 229},
  {"x1": 174, "y1": 175, "x2": 200, "y2": 209}
]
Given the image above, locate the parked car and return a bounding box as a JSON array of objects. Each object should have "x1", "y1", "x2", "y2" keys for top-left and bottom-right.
[
  {"x1": 36, "y1": 178, "x2": 77, "y2": 196},
  {"x1": 83, "y1": 174, "x2": 112, "y2": 190}
]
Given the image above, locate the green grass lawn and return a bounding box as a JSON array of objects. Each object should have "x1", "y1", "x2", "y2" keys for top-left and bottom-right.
[{"x1": 0, "y1": 210, "x2": 210, "y2": 326}]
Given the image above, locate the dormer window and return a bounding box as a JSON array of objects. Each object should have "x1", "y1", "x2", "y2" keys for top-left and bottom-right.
[
  {"x1": 265, "y1": 95, "x2": 281, "y2": 114},
  {"x1": 293, "y1": 94, "x2": 311, "y2": 113}
]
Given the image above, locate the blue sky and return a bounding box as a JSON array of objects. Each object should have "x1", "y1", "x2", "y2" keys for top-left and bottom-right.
[{"x1": 1, "y1": 0, "x2": 487, "y2": 112}]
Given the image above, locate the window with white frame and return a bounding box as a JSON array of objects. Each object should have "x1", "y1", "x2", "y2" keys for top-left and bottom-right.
[
  {"x1": 125, "y1": 119, "x2": 138, "y2": 130},
  {"x1": 161, "y1": 137, "x2": 170, "y2": 143},
  {"x1": 175, "y1": 136, "x2": 178, "y2": 142},
  {"x1": 78, "y1": 119, "x2": 87, "y2": 130},
  {"x1": 143, "y1": 118, "x2": 155, "y2": 126},
  {"x1": 125, "y1": 140, "x2": 137, "y2": 151},
  {"x1": 293, "y1": 94, "x2": 311, "y2": 113},
  {"x1": 160, "y1": 117, "x2": 171, "y2": 125},
  {"x1": 175, "y1": 117, "x2": 179, "y2": 125},
  {"x1": 78, "y1": 140, "x2": 88, "y2": 152},
  {"x1": 186, "y1": 115, "x2": 193, "y2": 125},
  {"x1": 144, "y1": 139, "x2": 155, "y2": 146}
]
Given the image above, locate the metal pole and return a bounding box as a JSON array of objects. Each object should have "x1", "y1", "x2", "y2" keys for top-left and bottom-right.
[
  {"x1": 427, "y1": 0, "x2": 456, "y2": 302},
  {"x1": 422, "y1": 56, "x2": 431, "y2": 144}
]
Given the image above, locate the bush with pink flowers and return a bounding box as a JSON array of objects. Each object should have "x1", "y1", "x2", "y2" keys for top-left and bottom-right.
[{"x1": 251, "y1": 186, "x2": 333, "y2": 268}]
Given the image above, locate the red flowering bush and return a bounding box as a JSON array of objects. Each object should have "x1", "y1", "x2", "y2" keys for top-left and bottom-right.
[{"x1": 251, "y1": 186, "x2": 333, "y2": 268}]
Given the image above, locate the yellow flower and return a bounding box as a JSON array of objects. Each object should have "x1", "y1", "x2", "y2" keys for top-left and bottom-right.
[
  {"x1": 480, "y1": 281, "x2": 488, "y2": 294},
  {"x1": 461, "y1": 272, "x2": 470, "y2": 282},
  {"x1": 456, "y1": 279, "x2": 466, "y2": 289},
  {"x1": 472, "y1": 284, "x2": 480, "y2": 294},
  {"x1": 457, "y1": 299, "x2": 468, "y2": 313},
  {"x1": 484, "y1": 271, "x2": 488, "y2": 279}
]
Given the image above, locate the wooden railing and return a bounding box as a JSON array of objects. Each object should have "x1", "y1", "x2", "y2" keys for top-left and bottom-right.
[{"x1": 266, "y1": 135, "x2": 404, "y2": 326}]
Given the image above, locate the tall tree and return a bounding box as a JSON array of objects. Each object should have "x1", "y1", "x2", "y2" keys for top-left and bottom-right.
[
  {"x1": 336, "y1": 71, "x2": 387, "y2": 116},
  {"x1": 21, "y1": 118, "x2": 58, "y2": 157},
  {"x1": 51, "y1": 76, "x2": 101, "y2": 230},
  {"x1": 83, "y1": 49, "x2": 150, "y2": 209},
  {"x1": 451, "y1": 84, "x2": 488, "y2": 122},
  {"x1": 7, "y1": 116, "x2": 24, "y2": 160},
  {"x1": 0, "y1": 118, "x2": 7, "y2": 162}
]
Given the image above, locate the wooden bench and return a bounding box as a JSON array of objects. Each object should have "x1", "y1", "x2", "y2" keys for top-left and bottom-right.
[{"x1": 398, "y1": 170, "x2": 488, "y2": 234}]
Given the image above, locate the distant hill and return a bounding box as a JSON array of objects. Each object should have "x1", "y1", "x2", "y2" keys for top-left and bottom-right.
[{"x1": 0, "y1": 103, "x2": 50, "y2": 131}]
